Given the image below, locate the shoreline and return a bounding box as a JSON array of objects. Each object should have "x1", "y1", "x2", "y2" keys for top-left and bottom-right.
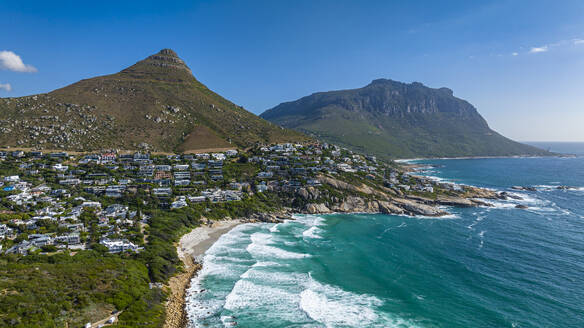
[
  {"x1": 163, "y1": 191, "x2": 518, "y2": 327},
  {"x1": 163, "y1": 219, "x2": 242, "y2": 328},
  {"x1": 161, "y1": 164, "x2": 520, "y2": 327},
  {"x1": 394, "y1": 154, "x2": 573, "y2": 163}
]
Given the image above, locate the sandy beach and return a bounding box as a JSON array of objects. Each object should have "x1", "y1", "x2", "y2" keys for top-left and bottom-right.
[
  {"x1": 163, "y1": 219, "x2": 242, "y2": 328},
  {"x1": 177, "y1": 220, "x2": 242, "y2": 263}
]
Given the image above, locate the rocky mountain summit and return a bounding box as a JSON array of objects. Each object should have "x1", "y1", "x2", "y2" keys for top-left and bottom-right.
[
  {"x1": 262, "y1": 79, "x2": 550, "y2": 159},
  {"x1": 0, "y1": 49, "x2": 307, "y2": 152}
]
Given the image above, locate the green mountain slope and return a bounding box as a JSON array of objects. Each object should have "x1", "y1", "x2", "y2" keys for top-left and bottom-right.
[
  {"x1": 0, "y1": 49, "x2": 307, "y2": 152},
  {"x1": 261, "y1": 79, "x2": 550, "y2": 159}
]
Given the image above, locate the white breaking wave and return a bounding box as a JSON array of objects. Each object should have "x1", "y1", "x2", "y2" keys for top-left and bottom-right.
[
  {"x1": 186, "y1": 224, "x2": 257, "y2": 327},
  {"x1": 398, "y1": 212, "x2": 460, "y2": 220},
  {"x1": 293, "y1": 214, "x2": 327, "y2": 240},
  {"x1": 247, "y1": 232, "x2": 310, "y2": 259},
  {"x1": 251, "y1": 261, "x2": 281, "y2": 268},
  {"x1": 222, "y1": 280, "x2": 305, "y2": 324},
  {"x1": 299, "y1": 287, "x2": 380, "y2": 326},
  {"x1": 187, "y1": 219, "x2": 421, "y2": 327},
  {"x1": 299, "y1": 274, "x2": 419, "y2": 327},
  {"x1": 302, "y1": 226, "x2": 323, "y2": 239},
  {"x1": 535, "y1": 184, "x2": 584, "y2": 192},
  {"x1": 478, "y1": 230, "x2": 486, "y2": 249},
  {"x1": 467, "y1": 215, "x2": 485, "y2": 230},
  {"x1": 222, "y1": 270, "x2": 308, "y2": 324},
  {"x1": 293, "y1": 214, "x2": 326, "y2": 227},
  {"x1": 269, "y1": 223, "x2": 280, "y2": 232}
]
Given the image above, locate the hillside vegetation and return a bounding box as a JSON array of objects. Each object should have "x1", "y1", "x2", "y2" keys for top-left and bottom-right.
[{"x1": 0, "y1": 49, "x2": 308, "y2": 152}]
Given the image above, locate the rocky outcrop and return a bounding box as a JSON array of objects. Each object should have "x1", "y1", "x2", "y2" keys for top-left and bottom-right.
[
  {"x1": 391, "y1": 198, "x2": 449, "y2": 217},
  {"x1": 512, "y1": 186, "x2": 537, "y2": 191},
  {"x1": 464, "y1": 186, "x2": 499, "y2": 199},
  {"x1": 317, "y1": 175, "x2": 389, "y2": 200},
  {"x1": 299, "y1": 174, "x2": 504, "y2": 218},
  {"x1": 406, "y1": 194, "x2": 489, "y2": 208},
  {"x1": 435, "y1": 196, "x2": 476, "y2": 207},
  {"x1": 376, "y1": 201, "x2": 405, "y2": 215},
  {"x1": 305, "y1": 203, "x2": 331, "y2": 214},
  {"x1": 245, "y1": 212, "x2": 292, "y2": 222},
  {"x1": 297, "y1": 186, "x2": 321, "y2": 200},
  {"x1": 331, "y1": 196, "x2": 379, "y2": 213},
  {"x1": 304, "y1": 196, "x2": 449, "y2": 217}
]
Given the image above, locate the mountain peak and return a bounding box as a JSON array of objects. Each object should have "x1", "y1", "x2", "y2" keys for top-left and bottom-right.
[
  {"x1": 119, "y1": 48, "x2": 192, "y2": 81},
  {"x1": 157, "y1": 48, "x2": 179, "y2": 57},
  {"x1": 369, "y1": 78, "x2": 396, "y2": 85},
  {"x1": 0, "y1": 49, "x2": 307, "y2": 152},
  {"x1": 262, "y1": 79, "x2": 550, "y2": 159},
  {"x1": 142, "y1": 48, "x2": 191, "y2": 73}
]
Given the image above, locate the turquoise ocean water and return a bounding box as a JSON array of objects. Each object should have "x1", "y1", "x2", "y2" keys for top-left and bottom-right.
[{"x1": 186, "y1": 145, "x2": 584, "y2": 327}]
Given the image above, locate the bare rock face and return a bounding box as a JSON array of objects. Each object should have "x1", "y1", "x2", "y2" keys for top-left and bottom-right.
[
  {"x1": 247, "y1": 213, "x2": 285, "y2": 223},
  {"x1": 392, "y1": 198, "x2": 448, "y2": 217},
  {"x1": 376, "y1": 201, "x2": 405, "y2": 215},
  {"x1": 365, "y1": 201, "x2": 380, "y2": 212},
  {"x1": 318, "y1": 175, "x2": 389, "y2": 199},
  {"x1": 336, "y1": 196, "x2": 367, "y2": 212},
  {"x1": 307, "y1": 186, "x2": 320, "y2": 200},
  {"x1": 435, "y1": 196, "x2": 475, "y2": 207},
  {"x1": 305, "y1": 203, "x2": 331, "y2": 214},
  {"x1": 464, "y1": 185, "x2": 499, "y2": 199},
  {"x1": 297, "y1": 187, "x2": 320, "y2": 200},
  {"x1": 298, "y1": 188, "x2": 310, "y2": 199},
  {"x1": 142, "y1": 49, "x2": 192, "y2": 73}
]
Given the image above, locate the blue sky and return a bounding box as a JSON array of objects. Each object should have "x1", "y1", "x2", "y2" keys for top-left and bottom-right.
[{"x1": 1, "y1": 0, "x2": 583, "y2": 141}]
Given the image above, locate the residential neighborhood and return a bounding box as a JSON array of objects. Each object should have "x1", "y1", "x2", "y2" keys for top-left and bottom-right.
[{"x1": 0, "y1": 142, "x2": 449, "y2": 257}]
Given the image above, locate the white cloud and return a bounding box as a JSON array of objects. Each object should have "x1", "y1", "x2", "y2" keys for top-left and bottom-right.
[
  {"x1": 0, "y1": 51, "x2": 37, "y2": 72},
  {"x1": 529, "y1": 46, "x2": 548, "y2": 53},
  {"x1": 0, "y1": 83, "x2": 11, "y2": 92},
  {"x1": 511, "y1": 37, "x2": 584, "y2": 57}
]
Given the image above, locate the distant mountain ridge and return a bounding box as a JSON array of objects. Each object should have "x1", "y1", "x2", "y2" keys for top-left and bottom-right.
[
  {"x1": 261, "y1": 79, "x2": 550, "y2": 159},
  {"x1": 0, "y1": 49, "x2": 307, "y2": 152}
]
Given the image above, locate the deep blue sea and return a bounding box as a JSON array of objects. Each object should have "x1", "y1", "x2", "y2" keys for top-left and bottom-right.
[{"x1": 186, "y1": 145, "x2": 584, "y2": 328}]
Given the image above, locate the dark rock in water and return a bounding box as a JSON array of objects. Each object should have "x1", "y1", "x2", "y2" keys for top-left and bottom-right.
[
  {"x1": 498, "y1": 191, "x2": 522, "y2": 200},
  {"x1": 556, "y1": 185, "x2": 575, "y2": 190},
  {"x1": 511, "y1": 186, "x2": 536, "y2": 192},
  {"x1": 470, "y1": 199, "x2": 493, "y2": 207},
  {"x1": 497, "y1": 192, "x2": 509, "y2": 200},
  {"x1": 515, "y1": 204, "x2": 528, "y2": 209},
  {"x1": 507, "y1": 194, "x2": 523, "y2": 200}
]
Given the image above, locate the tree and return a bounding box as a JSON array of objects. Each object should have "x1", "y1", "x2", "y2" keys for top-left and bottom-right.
[{"x1": 41, "y1": 245, "x2": 58, "y2": 253}]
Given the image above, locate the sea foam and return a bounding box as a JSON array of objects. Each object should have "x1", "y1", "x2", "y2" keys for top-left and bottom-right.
[
  {"x1": 247, "y1": 232, "x2": 310, "y2": 259},
  {"x1": 302, "y1": 226, "x2": 323, "y2": 239}
]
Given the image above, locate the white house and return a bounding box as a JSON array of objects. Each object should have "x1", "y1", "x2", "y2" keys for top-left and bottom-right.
[
  {"x1": 100, "y1": 238, "x2": 139, "y2": 253},
  {"x1": 225, "y1": 149, "x2": 238, "y2": 157},
  {"x1": 212, "y1": 153, "x2": 226, "y2": 161}
]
